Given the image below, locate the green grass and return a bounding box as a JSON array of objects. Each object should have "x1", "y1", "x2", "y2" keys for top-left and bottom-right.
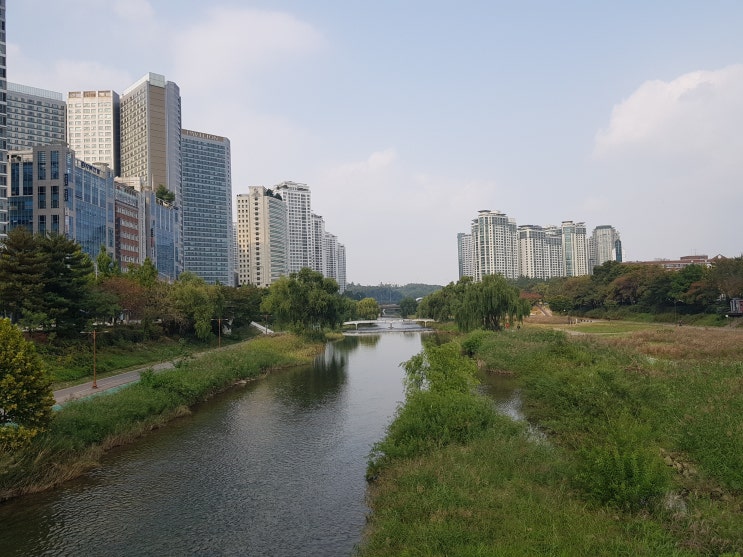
[
  {"x1": 0, "y1": 333, "x2": 321, "y2": 500},
  {"x1": 358, "y1": 327, "x2": 743, "y2": 555}
]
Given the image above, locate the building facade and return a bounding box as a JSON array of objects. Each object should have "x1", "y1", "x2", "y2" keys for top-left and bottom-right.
[
  {"x1": 7, "y1": 83, "x2": 66, "y2": 152},
  {"x1": 471, "y1": 210, "x2": 519, "y2": 281},
  {"x1": 457, "y1": 232, "x2": 474, "y2": 279},
  {"x1": 114, "y1": 179, "x2": 146, "y2": 271},
  {"x1": 518, "y1": 225, "x2": 547, "y2": 279},
  {"x1": 589, "y1": 225, "x2": 622, "y2": 273},
  {"x1": 120, "y1": 73, "x2": 182, "y2": 279},
  {"x1": 561, "y1": 220, "x2": 588, "y2": 277},
  {"x1": 8, "y1": 145, "x2": 115, "y2": 261},
  {"x1": 274, "y1": 181, "x2": 314, "y2": 274},
  {"x1": 181, "y1": 129, "x2": 233, "y2": 285},
  {"x1": 0, "y1": 0, "x2": 8, "y2": 241},
  {"x1": 236, "y1": 187, "x2": 289, "y2": 288},
  {"x1": 66, "y1": 89, "x2": 120, "y2": 175}
]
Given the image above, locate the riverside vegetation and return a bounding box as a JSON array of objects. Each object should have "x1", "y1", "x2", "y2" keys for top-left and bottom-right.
[
  {"x1": 0, "y1": 333, "x2": 322, "y2": 501},
  {"x1": 358, "y1": 322, "x2": 743, "y2": 556}
]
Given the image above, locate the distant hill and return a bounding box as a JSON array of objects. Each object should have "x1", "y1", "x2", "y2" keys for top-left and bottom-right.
[{"x1": 344, "y1": 283, "x2": 442, "y2": 303}]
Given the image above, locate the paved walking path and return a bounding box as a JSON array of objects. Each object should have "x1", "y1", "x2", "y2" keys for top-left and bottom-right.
[{"x1": 53, "y1": 361, "x2": 176, "y2": 407}]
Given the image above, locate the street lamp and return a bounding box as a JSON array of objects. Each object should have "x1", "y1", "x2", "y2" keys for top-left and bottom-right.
[{"x1": 82, "y1": 329, "x2": 99, "y2": 388}]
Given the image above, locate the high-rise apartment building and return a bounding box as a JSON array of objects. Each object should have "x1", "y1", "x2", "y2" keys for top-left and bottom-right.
[
  {"x1": 561, "y1": 220, "x2": 588, "y2": 277},
  {"x1": 457, "y1": 232, "x2": 474, "y2": 279},
  {"x1": 518, "y1": 225, "x2": 546, "y2": 279},
  {"x1": 589, "y1": 225, "x2": 622, "y2": 273},
  {"x1": 336, "y1": 243, "x2": 347, "y2": 294},
  {"x1": 120, "y1": 73, "x2": 182, "y2": 279},
  {"x1": 236, "y1": 187, "x2": 289, "y2": 287},
  {"x1": 274, "y1": 181, "x2": 314, "y2": 274},
  {"x1": 312, "y1": 213, "x2": 326, "y2": 275},
  {"x1": 544, "y1": 225, "x2": 564, "y2": 278},
  {"x1": 7, "y1": 83, "x2": 66, "y2": 151},
  {"x1": 67, "y1": 89, "x2": 120, "y2": 175},
  {"x1": 471, "y1": 210, "x2": 519, "y2": 281},
  {"x1": 0, "y1": 0, "x2": 8, "y2": 241},
  {"x1": 181, "y1": 129, "x2": 233, "y2": 285}
]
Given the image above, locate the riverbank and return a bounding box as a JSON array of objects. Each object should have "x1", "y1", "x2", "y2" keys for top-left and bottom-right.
[
  {"x1": 0, "y1": 334, "x2": 323, "y2": 502},
  {"x1": 358, "y1": 325, "x2": 743, "y2": 555}
]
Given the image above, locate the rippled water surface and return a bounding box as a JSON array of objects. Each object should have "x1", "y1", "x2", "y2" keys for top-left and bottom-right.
[{"x1": 0, "y1": 333, "x2": 423, "y2": 556}]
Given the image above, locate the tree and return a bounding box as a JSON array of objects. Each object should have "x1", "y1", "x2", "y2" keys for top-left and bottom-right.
[
  {"x1": 456, "y1": 274, "x2": 529, "y2": 332},
  {"x1": 399, "y1": 297, "x2": 418, "y2": 318},
  {"x1": 261, "y1": 267, "x2": 347, "y2": 330},
  {"x1": 37, "y1": 233, "x2": 95, "y2": 334},
  {"x1": 357, "y1": 297, "x2": 380, "y2": 320},
  {"x1": 0, "y1": 319, "x2": 55, "y2": 451},
  {"x1": 166, "y1": 272, "x2": 215, "y2": 340},
  {"x1": 0, "y1": 228, "x2": 45, "y2": 324},
  {"x1": 95, "y1": 245, "x2": 120, "y2": 281},
  {"x1": 710, "y1": 257, "x2": 743, "y2": 300},
  {"x1": 155, "y1": 184, "x2": 175, "y2": 204}
]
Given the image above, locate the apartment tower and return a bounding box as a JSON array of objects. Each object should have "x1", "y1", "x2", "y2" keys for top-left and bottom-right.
[
  {"x1": 236, "y1": 187, "x2": 288, "y2": 287},
  {"x1": 274, "y1": 181, "x2": 314, "y2": 273}
]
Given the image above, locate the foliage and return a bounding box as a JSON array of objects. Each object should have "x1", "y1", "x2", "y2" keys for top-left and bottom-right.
[
  {"x1": 155, "y1": 184, "x2": 175, "y2": 204},
  {"x1": 357, "y1": 297, "x2": 380, "y2": 320},
  {"x1": 398, "y1": 296, "x2": 418, "y2": 318},
  {"x1": 526, "y1": 258, "x2": 743, "y2": 320},
  {"x1": 0, "y1": 320, "x2": 54, "y2": 452},
  {"x1": 0, "y1": 228, "x2": 45, "y2": 324},
  {"x1": 344, "y1": 282, "x2": 441, "y2": 303},
  {"x1": 261, "y1": 267, "x2": 349, "y2": 330}
]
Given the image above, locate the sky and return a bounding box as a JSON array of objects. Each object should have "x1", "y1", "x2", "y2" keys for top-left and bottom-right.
[{"x1": 8, "y1": 0, "x2": 743, "y2": 286}]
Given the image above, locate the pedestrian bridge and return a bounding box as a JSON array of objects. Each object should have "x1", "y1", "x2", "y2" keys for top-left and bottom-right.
[{"x1": 342, "y1": 318, "x2": 436, "y2": 330}]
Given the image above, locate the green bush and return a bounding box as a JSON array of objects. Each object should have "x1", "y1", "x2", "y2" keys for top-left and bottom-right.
[
  {"x1": 368, "y1": 389, "x2": 503, "y2": 478},
  {"x1": 460, "y1": 329, "x2": 493, "y2": 357}
]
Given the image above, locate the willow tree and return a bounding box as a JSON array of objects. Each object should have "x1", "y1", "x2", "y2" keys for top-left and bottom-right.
[{"x1": 455, "y1": 274, "x2": 530, "y2": 332}]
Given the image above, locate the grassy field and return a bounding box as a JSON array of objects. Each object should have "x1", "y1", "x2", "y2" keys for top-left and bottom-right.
[
  {"x1": 358, "y1": 322, "x2": 743, "y2": 555},
  {"x1": 0, "y1": 334, "x2": 322, "y2": 501}
]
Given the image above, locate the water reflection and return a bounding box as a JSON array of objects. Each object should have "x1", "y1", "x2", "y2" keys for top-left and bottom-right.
[{"x1": 0, "y1": 333, "x2": 422, "y2": 557}]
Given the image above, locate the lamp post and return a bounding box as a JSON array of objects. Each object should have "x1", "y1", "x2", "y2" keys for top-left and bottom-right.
[{"x1": 211, "y1": 317, "x2": 223, "y2": 347}]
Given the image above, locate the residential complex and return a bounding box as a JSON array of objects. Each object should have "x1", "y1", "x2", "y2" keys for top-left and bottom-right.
[
  {"x1": 459, "y1": 211, "x2": 622, "y2": 281},
  {"x1": 236, "y1": 187, "x2": 289, "y2": 288},
  {"x1": 237, "y1": 182, "x2": 346, "y2": 290},
  {"x1": 182, "y1": 129, "x2": 233, "y2": 285}
]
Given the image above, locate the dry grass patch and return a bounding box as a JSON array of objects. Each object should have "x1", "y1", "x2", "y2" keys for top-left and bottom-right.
[{"x1": 600, "y1": 327, "x2": 743, "y2": 362}]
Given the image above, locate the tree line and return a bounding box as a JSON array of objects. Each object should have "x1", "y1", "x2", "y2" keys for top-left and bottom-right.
[{"x1": 524, "y1": 258, "x2": 743, "y2": 317}]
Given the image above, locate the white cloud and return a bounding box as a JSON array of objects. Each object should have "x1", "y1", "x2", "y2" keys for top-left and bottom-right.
[
  {"x1": 170, "y1": 8, "x2": 326, "y2": 97},
  {"x1": 594, "y1": 64, "x2": 743, "y2": 165}
]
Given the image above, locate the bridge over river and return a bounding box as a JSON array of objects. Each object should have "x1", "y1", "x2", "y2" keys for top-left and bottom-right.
[{"x1": 343, "y1": 317, "x2": 435, "y2": 332}]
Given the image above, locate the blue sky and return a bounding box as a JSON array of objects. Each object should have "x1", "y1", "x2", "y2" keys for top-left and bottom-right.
[{"x1": 8, "y1": 1, "x2": 743, "y2": 285}]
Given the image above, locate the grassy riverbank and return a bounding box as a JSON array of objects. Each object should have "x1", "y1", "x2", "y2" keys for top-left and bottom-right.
[
  {"x1": 0, "y1": 334, "x2": 322, "y2": 502},
  {"x1": 359, "y1": 324, "x2": 743, "y2": 555}
]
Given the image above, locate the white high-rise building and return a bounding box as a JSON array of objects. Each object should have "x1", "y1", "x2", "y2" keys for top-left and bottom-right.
[
  {"x1": 274, "y1": 181, "x2": 314, "y2": 274},
  {"x1": 518, "y1": 225, "x2": 546, "y2": 279},
  {"x1": 561, "y1": 220, "x2": 588, "y2": 277},
  {"x1": 312, "y1": 213, "x2": 326, "y2": 275},
  {"x1": 236, "y1": 187, "x2": 288, "y2": 287},
  {"x1": 120, "y1": 73, "x2": 182, "y2": 279},
  {"x1": 589, "y1": 225, "x2": 622, "y2": 273},
  {"x1": 471, "y1": 210, "x2": 519, "y2": 281},
  {"x1": 457, "y1": 232, "x2": 474, "y2": 279},
  {"x1": 67, "y1": 89, "x2": 120, "y2": 175},
  {"x1": 544, "y1": 225, "x2": 564, "y2": 278},
  {"x1": 336, "y1": 243, "x2": 347, "y2": 293}
]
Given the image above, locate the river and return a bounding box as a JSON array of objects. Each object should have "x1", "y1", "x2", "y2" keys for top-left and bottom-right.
[{"x1": 0, "y1": 332, "x2": 425, "y2": 557}]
